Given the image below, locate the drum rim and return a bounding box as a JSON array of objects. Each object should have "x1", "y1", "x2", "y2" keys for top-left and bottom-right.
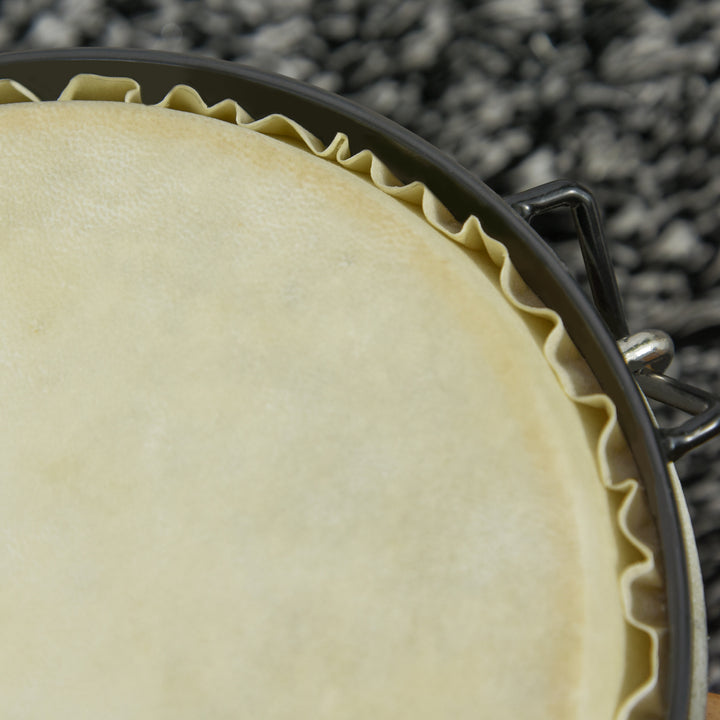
[{"x1": 0, "y1": 46, "x2": 696, "y2": 719}]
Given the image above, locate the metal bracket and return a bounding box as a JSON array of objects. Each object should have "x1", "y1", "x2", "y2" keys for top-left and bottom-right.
[
  {"x1": 505, "y1": 179, "x2": 629, "y2": 339},
  {"x1": 505, "y1": 179, "x2": 720, "y2": 460},
  {"x1": 636, "y1": 371, "x2": 720, "y2": 461}
]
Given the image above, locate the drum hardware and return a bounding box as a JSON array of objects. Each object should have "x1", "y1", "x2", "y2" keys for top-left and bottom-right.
[{"x1": 506, "y1": 180, "x2": 720, "y2": 461}]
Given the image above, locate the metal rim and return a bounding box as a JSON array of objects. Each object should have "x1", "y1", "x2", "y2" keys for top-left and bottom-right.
[{"x1": 0, "y1": 47, "x2": 695, "y2": 719}]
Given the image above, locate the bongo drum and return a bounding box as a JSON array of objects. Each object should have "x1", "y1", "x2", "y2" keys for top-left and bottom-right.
[{"x1": 0, "y1": 49, "x2": 715, "y2": 720}]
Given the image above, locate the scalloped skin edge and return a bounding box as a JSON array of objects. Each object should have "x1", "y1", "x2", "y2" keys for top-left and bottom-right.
[{"x1": 1, "y1": 73, "x2": 667, "y2": 720}]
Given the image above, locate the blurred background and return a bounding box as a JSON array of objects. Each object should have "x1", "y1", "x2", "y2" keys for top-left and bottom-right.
[{"x1": 1, "y1": 0, "x2": 719, "y2": 692}]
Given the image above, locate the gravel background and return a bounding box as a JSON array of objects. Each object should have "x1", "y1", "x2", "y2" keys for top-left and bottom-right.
[{"x1": 0, "y1": 0, "x2": 719, "y2": 697}]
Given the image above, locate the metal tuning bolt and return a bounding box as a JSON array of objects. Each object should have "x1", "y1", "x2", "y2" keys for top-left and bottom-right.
[{"x1": 617, "y1": 329, "x2": 675, "y2": 375}]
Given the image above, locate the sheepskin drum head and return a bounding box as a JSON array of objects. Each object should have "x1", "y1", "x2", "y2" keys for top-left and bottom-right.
[{"x1": 0, "y1": 93, "x2": 661, "y2": 720}]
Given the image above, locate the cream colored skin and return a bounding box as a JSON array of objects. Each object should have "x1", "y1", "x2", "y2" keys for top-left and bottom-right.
[{"x1": 0, "y1": 101, "x2": 639, "y2": 719}]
